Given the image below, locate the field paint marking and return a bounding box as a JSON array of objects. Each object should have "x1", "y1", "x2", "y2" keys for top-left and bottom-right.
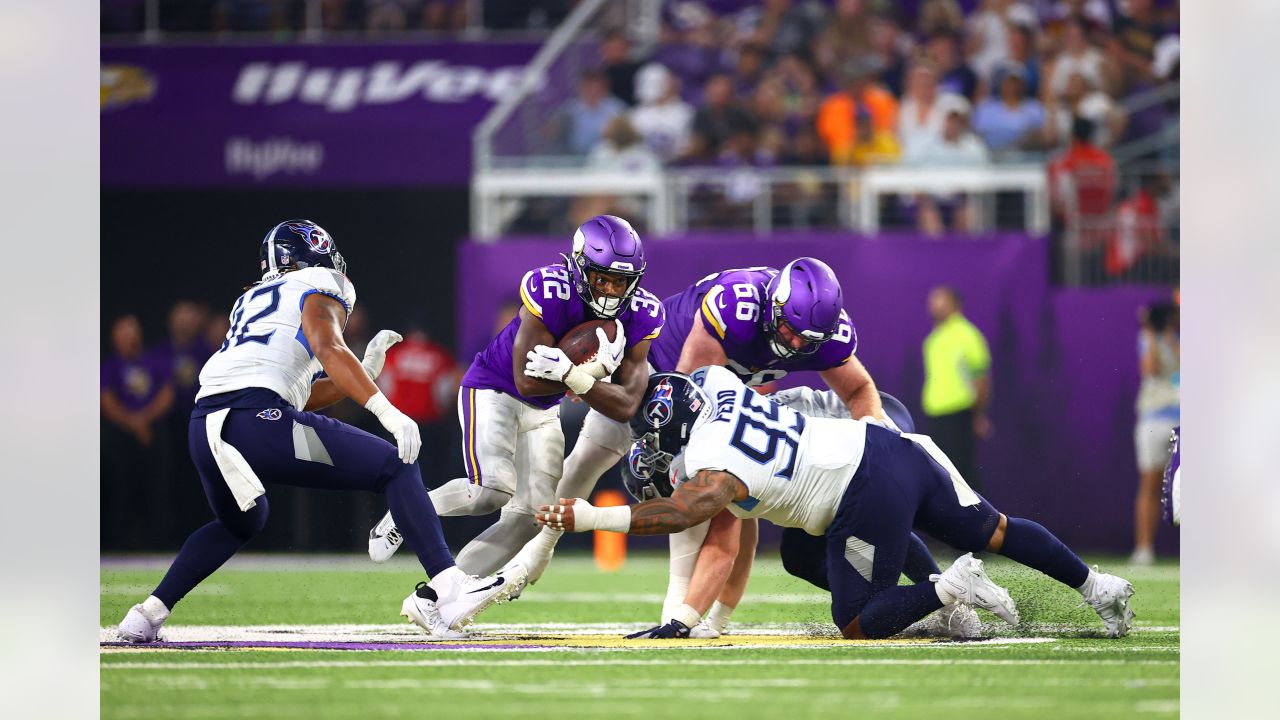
[{"x1": 102, "y1": 657, "x2": 1179, "y2": 670}]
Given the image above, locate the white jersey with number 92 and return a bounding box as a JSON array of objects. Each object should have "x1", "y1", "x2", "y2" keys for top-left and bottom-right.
[
  {"x1": 681, "y1": 366, "x2": 868, "y2": 535},
  {"x1": 197, "y1": 267, "x2": 357, "y2": 411}
]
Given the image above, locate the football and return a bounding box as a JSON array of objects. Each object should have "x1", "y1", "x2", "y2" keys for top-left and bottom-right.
[{"x1": 557, "y1": 319, "x2": 617, "y2": 365}]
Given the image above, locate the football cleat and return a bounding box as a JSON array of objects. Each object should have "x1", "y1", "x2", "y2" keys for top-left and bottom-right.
[
  {"x1": 927, "y1": 603, "x2": 983, "y2": 639},
  {"x1": 401, "y1": 583, "x2": 468, "y2": 640},
  {"x1": 931, "y1": 553, "x2": 1020, "y2": 625},
  {"x1": 368, "y1": 511, "x2": 403, "y2": 563},
  {"x1": 435, "y1": 564, "x2": 528, "y2": 631},
  {"x1": 117, "y1": 596, "x2": 170, "y2": 644},
  {"x1": 1081, "y1": 567, "x2": 1136, "y2": 638},
  {"x1": 688, "y1": 621, "x2": 721, "y2": 639}
]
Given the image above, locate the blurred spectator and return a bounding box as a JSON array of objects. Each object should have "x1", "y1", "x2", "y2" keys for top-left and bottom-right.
[
  {"x1": 917, "y1": 0, "x2": 965, "y2": 38},
  {"x1": 588, "y1": 116, "x2": 662, "y2": 172},
  {"x1": 1108, "y1": 0, "x2": 1164, "y2": 94},
  {"x1": 781, "y1": 126, "x2": 829, "y2": 166},
  {"x1": 101, "y1": 314, "x2": 175, "y2": 548},
  {"x1": 867, "y1": 15, "x2": 909, "y2": 97},
  {"x1": 691, "y1": 73, "x2": 758, "y2": 159},
  {"x1": 1043, "y1": 17, "x2": 1117, "y2": 100},
  {"x1": 601, "y1": 29, "x2": 645, "y2": 106},
  {"x1": 204, "y1": 312, "x2": 231, "y2": 352},
  {"x1": 922, "y1": 286, "x2": 992, "y2": 491},
  {"x1": 814, "y1": 0, "x2": 875, "y2": 74},
  {"x1": 1042, "y1": 0, "x2": 1113, "y2": 33},
  {"x1": 996, "y1": 21, "x2": 1041, "y2": 99},
  {"x1": 898, "y1": 61, "x2": 954, "y2": 156},
  {"x1": 377, "y1": 326, "x2": 461, "y2": 477},
  {"x1": 1044, "y1": 72, "x2": 1126, "y2": 149},
  {"x1": 629, "y1": 63, "x2": 695, "y2": 161},
  {"x1": 1130, "y1": 299, "x2": 1179, "y2": 565},
  {"x1": 558, "y1": 70, "x2": 626, "y2": 156},
  {"x1": 847, "y1": 108, "x2": 901, "y2": 167},
  {"x1": 422, "y1": 1, "x2": 466, "y2": 33},
  {"x1": 1106, "y1": 173, "x2": 1168, "y2": 279},
  {"x1": 925, "y1": 32, "x2": 979, "y2": 100},
  {"x1": 1047, "y1": 116, "x2": 1117, "y2": 266},
  {"x1": 742, "y1": 0, "x2": 825, "y2": 59},
  {"x1": 154, "y1": 301, "x2": 214, "y2": 421},
  {"x1": 966, "y1": 0, "x2": 1038, "y2": 81},
  {"x1": 770, "y1": 54, "x2": 823, "y2": 133},
  {"x1": 366, "y1": 1, "x2": 413, "y2": 33},
  {"x1": 653, "y1": 10, "x2": 725, "y2": 99},
  {"x1": 970, "y1": 62, "x2": 1045, "y2": 153},
  {"x1": 905, "y1": 95, "x2": 990, "y2": 234},
  {"x1": 815, "y1": 59, "x2": 899, "y2": 165},
  {"x1": 734, "y1": 43, "x2": 771, "y2": 97}
]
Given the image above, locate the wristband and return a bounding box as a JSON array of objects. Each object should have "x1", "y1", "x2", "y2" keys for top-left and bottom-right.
[
  {"x1": 577, "y1": 502, "x2": 631, "y2": 532},
  {"x1": 563, "y1": 365, "x2": 596, "y2": 396},
  {"x1": 671, "y1": 603, "x2": 702, "y2": 630},
  {"x1": 364, "y1": 391, "x2": 393, "y2": 418}
]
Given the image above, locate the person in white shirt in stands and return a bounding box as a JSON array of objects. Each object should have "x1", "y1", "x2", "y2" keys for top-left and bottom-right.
[
  {"x1": 905, "y1": 95, "x2": 991, "y2": 235},
  {"x1": 628, "y1": 63, "x2": 695, "y2": 163},
  {"x1": 898, "y1": 61, "x2": 962, "y2": 158}
]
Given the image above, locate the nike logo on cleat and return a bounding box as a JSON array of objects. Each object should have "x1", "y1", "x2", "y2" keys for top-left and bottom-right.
[{"x1": 466, "y1": 577, "x2": 505, "y2": 594}]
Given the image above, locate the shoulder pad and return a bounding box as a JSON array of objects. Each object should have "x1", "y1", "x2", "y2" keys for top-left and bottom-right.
[{"x1": 292, "y1": 267, "x2": 357, "y2": 313}]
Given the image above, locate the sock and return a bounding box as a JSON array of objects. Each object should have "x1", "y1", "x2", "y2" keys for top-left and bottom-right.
[
  {"x1": 557, "y1": 438, "x2": 623, "y2": 499},
  {"x1": 902, "y1": 533, "x2": 941, "y2": 584},
  {"x1": 385, "y1": 467, "x2": 456, "y2": 578},
  {"x1": 706, "y1": 601, "x2": 735, "y2": 633},
  {"x1": 428, "y1": 478, "x2": 511, "y2": 516},
  {"x1": 140, "y1": 596, "x2": 170, "y2": 624},
  {"x1": 1075, "y1": 568, "x2": 1097, "y2": 597},
  {"x1": 934, "y1": 581, "x2": 957, "y2": 606},
  {"x1": 454, "y1": 511, "x2": 540, "y2": 576},
  {"x1": 152, "y1": 501, "x2": 266, "y2": 609},
  {"x1": 857, "y1": 583, "x2": 947, "y2": 639},
  {"x1": 663, "y1": 523, "x2": 709, "y2": 621},
  {"x1": 998, "y1": 516, "x2": 1090, "y2": 589},
  {"x1": 427, "y1": 566, "x2": 466, "y2": 598}
]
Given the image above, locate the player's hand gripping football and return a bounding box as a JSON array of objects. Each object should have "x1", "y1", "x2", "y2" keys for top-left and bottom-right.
[
  {"x1": 525, "y1": 346, "x2": 598, "y2": 396},
  {"x1": 361, "y1": 330, "x2": 403, "y2": 380},
  {"x1": 536, "y1": 497, "x2": 594, "y2": 532},
  {"x1": 579, "y1": 320, "x2": 626, "y2": 379}
]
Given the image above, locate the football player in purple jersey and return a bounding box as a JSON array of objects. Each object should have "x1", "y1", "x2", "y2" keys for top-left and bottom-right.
[
  {"x1": 512, "y1": 259, "x2": 937, "y2": 636},
  {"x1": 367, "y1": 215, "x2": 666, "y2": 578}
]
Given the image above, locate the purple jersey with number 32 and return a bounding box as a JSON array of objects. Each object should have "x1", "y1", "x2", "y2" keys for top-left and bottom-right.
[
  {"x1": 648, "y1": 267, "x2": 857, "y2": 385},
  {"x1": 462, "y1": 263, "x2": 666, "y2": 409}
]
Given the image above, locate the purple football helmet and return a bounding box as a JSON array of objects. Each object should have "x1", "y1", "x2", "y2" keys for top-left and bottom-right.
[
  {"x1": 563, "y1": 215, "x2": 646, "y2": 319},
  {"x1": 762, "y1": 257, "x2": 844, "y2": 359}
]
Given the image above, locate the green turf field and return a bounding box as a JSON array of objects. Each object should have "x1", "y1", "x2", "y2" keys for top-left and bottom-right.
[{"x1": 101, "y1": 552, "x2": 1179, "y2": 719}]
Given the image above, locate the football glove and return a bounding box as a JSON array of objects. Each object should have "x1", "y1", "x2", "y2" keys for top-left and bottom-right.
[
  {"x1": 525, "y1": 345, "x2": 595, "y2": 395},
  {"x1": 362, "y1": 330, "x2": 403, "y2": 380},
  {"x1": 584, "y1": 320, "x2": 626, "y2": 377},
  {"x1": 625, "y1": 620, "x2": 692, "y2": 639},
  {"x1": 364, "y1": 392, "x2": 421, "y2": 464}
]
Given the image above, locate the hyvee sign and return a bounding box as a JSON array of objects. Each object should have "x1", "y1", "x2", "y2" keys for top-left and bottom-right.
[{"x1": 102, "y1": 43, "x2": 540, "y2": 187}]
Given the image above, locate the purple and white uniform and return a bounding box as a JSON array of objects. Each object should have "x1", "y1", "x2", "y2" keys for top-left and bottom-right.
[
  {"x1": 649, "y1": 266, "x2": 858, "y2": 386},
  {"x1": 454, "y1": 261, "x2": 664, "y2": 502}
]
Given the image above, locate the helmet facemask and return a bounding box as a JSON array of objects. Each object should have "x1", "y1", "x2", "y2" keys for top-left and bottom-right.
[
  {"x1": 764, "y1": 303, "x2": 832, "y2": 359},
  {"x1": 624, "y1": 436, "x2": 678, "y2": 501},
  {"x1": 565, "y1": 251, "x2": 643, "y2": 319}
]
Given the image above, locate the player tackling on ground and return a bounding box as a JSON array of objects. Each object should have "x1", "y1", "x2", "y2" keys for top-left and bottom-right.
[
  {"x1": 116, "y1": 220, "x2": 523, "y2": 643},
  {"x1": 367, "y1": 215, "x2": 664, "y2": 577},
  {"x1": 537, "y1": 367, "x2": 1137, "y2": 639}
]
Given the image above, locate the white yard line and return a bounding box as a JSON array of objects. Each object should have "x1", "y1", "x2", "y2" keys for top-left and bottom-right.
[{"x1": 102, "y1": 656, "x2": 1178, "y2": 670}]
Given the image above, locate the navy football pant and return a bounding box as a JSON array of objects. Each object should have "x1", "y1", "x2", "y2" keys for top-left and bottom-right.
[
  {"x1": 153, "y1": 406, "x2": 454, "y2": 608},
  {"x1": 825, "y1": 426, "x2": 1088, "y2": 638},
  {"x1": 780, "y1": 527, "x2": 939, "y2": 591}
]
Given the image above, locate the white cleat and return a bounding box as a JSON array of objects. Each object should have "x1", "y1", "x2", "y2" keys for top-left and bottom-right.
[
  {"x1": 117, "y1": 596, "x2": 170, "y2": 644},
  {"x1": 1082, "y1": 567, "x2": 1136, "y2": 638},
  {"x1": 368, "y1": 511, "x2": 403, "y2": 563},
  {"x1": 435, "y1": 565, "x2": 529, "y2": 631},
  {"x1": 929, "y1": 603, "x2": 984, "y2": 638},
  {"x1": 401, "y1": 583, "x2": 469, "y2": 640},
  {"x1": 931, "y1": 553, "x2": 1020, "y2": 625},
  {"x1": 688, "y1": 621, "x2": 721, "y2": 639}
]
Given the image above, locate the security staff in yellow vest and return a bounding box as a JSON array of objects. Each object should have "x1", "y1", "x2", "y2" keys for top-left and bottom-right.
[{"x1": 922, "y1": 286, "x2": 992, "y2": 490}]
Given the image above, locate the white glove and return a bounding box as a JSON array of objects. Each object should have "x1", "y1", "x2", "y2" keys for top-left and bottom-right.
[
  {"x1": 365, "y1": 391, "x2": 421, "y2": 463},
  {"x1": 525, "y1": 345, "x2": 596, "y2": 395},
  {"x1": 361, "y1": 330, "x2": 403, "y2": 380},
  {"x1": 580, "y1": 320, "x2": 627, "y2": 379}
]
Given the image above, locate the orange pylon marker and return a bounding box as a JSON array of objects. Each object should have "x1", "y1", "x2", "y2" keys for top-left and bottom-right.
[{"x1": 592, "y1": 489, "x2": 628, "y2": 572}]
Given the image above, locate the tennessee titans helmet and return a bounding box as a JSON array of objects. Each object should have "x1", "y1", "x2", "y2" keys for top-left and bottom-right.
[
  {"x1": 563, "y1": 215, "x2": 646, "y2": 319},
  {"x1": 626, "y1": 373, "x2": 712, "y2": 499},
  {"x1": 260, "y1": 219, "x2": 346, "y2": 281},
  {"x1": 763, "y1": 258, "x2": 844, "y2": 359}
]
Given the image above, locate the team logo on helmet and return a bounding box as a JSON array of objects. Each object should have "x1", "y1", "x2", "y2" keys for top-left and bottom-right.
[
  {"x1": 285, "y1": 222, "x2": 334, "y2": 255},
  {"x1": 627, "y1": 443, "x2": 655, "y2": 480},
  {"x1": 645, "y1": 380, "x2": 676, "y2": 427}
]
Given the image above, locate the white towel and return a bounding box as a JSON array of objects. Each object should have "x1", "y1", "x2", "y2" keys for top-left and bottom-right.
[
  {"x1": 204, "y1": 408, "x2": 266, "y2": 511},
  {"x1": 900, "y1": 433, "x2": 981, "y2": 507}
]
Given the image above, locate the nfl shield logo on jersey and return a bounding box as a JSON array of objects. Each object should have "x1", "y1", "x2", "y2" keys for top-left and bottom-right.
[
  {"x1": 645, "y1": 380, "x2": 675, "y2": 427},
  {"x1": 256, "y1": 409, "x2": 283, "y2": 421}
]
